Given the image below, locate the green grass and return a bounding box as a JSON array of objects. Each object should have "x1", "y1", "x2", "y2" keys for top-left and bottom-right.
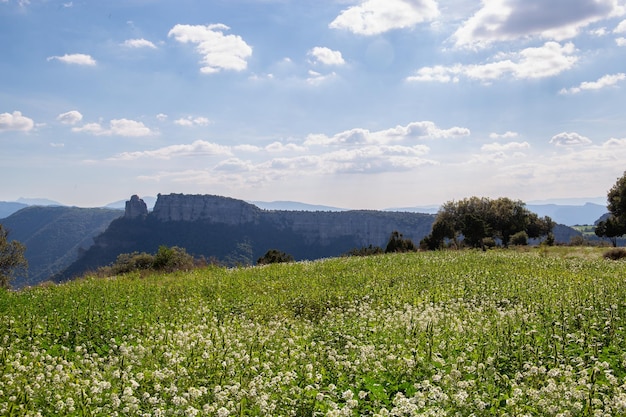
[{"x1": 1, "y1": 249, "x2": 626, "y2": 416}]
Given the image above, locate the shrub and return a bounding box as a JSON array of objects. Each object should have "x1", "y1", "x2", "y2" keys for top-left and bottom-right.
[
  {"x1": 510, "y1": 231, "x2": 529, "y2": 246},
  {"x1": 385, "y1": 231, "x2": 417, "y2": 253},
  {"x1": 257, "y1": 249, "x2": 294, "y2": 265},
  {"x1": 344, "y1": 245, "x2": 384, "y2": 257},
  {"x1": 110, "y1": 251, "x2": 155, "y2": 275},
  {"x1": 603, "y1": 248, "x2": 626, "y2": 260},
  {"x1": 153, "y1": 245, "x2": 195, "y2": 272}
]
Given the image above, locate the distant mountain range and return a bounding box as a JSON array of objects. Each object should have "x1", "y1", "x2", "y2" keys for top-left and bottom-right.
[
  {"x1": 0, "y1": 194, "x2": 590, "y2": 288},
  {"x1": 0, "y1": 196, "x2": 609, "y2": 226}
]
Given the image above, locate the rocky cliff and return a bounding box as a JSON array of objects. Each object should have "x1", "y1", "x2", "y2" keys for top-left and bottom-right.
[{"x1": 151, "y1": 193, "x2": 262, "y2": 224}]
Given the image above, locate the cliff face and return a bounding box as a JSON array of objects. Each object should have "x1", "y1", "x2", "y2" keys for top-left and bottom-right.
[{"x1": 152, "y1": 193, "x2": 262, "y2": 224}]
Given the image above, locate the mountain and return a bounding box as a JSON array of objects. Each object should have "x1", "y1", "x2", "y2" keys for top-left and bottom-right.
[
  {"x1": 249, "y1": 200, "x2": 347, "y2": 212},
  {"x1": 1, "y1": 206, "x2": 122, "y2": 288},
  {"x1": 105, "y1": 196, "x2": 157, "y2": 210},
  {"x1": 57, "y1": 194, "x2": 436, "y2": 281},
  {"x1": 526, "y1": 203, "x2": 607, "y2": 226},
  {"x1": 0, "y1": 202, "x2": 28, "y2": 219},
  {"x1": 16, "y1": 197, "x2": 64, "y2": 206}
]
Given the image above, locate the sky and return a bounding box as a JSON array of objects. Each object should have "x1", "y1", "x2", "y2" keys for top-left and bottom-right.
[{"x1": 1, "y1": 0, "x2": 626, "y2": 210}]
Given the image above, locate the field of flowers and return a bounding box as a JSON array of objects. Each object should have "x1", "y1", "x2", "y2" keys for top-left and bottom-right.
[{"x1": 1, "y1": 248, "x2": 626, "y2": 416}]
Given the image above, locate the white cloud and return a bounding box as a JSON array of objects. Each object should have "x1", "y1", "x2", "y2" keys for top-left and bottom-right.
[
  {"x1": 265, "y1": 141, "x2": 307, "y2": 153},
  {"x1": 408, "y1": 42, "x2": 578, "y2": 82},
  {"x1": 0, "y1": 111, "x2": 34, "y2": 132},
  {"x1": 454, "y1": 0, "x2": 624, "y2": 48},
  {"x1": 111, "y1": 140, "x2": 232, "y2": 160},
  {"x1": 489, "y1": 131, "x2": 519, "y2": 139},
  {"x1": 550, "y1": 132, "x2": 593, "y2": 146},
  {"x1": 559, "y1": 72, "x2": 626, "y2": 94},
  {"x1": 308, "y1": 47, "x2": 345, "y2": 66},
  {"x1": 329, "y1": 0, "x2": 439, "y2": 35},
  {"x1": 168, "y1": 24, "x2": 252, "y2": 74},
  {"x1": 306, "y1": 70, "x2": 338, "y2": 85},
  {"x1": 304, "y1": 121, "x2": 469, "y2": 146},
  {"x1": 56, "y1": 110, "x2": 83, "y2": 125},
  {"x1": 174, "y1": 116, "x2": 211, "y2": 127},
  {"x1": 481, "y1": 141, "x2": 530, "y2": 152},
  {"x1": 617, "y1": 37, "x2": 626, "y2": 46},
  {"x1": 122, "y1": 38, "x2": 157, "y2": 49},
  {"x1": 614, "y1": 19, "x2": 626, "y2": 33},
  {"x1": 47, "y1": 53, "x2": 96, "y2": 66},
  {"x1": 72, "y1": 119, "x2": 154, "y2": 137},
  {"x1": 156, "y1": 113, "x2": 168, "y2": 121}
]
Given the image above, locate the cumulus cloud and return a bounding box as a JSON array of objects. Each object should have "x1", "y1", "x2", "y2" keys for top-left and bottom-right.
[
  {"x1": 308, "y1": 47, "x2": 345, "y2": 66},
  {"x1": 329, "y1": 0, "x2": 439, "y2": 35},
  {"x1": 489, "y1": 131, "x2": 519, "y2": 139},
  {"x1": 407, "y1": 42, "x2": 578, "y2": 82},
  {"x1": 0, "y1": 111, "x2": 34, "y2": 132},
  {"x1": 306, "y1": 70, "x2": 338, "y2": 85},
  {"x1": 617, "y1": 37, "x2": 626, "y2": 46},
  {"x1": 56, "y1": 110, "x2": 83, "y2": 125},
  {"x1": 122, "y1": 38, "x2": 157, "y2": 49},
  {"x1": 559, "y1": 72, "x2": 626, "y2": 94},
  {"x1": 174, "y1": 116, "x2": 211, "y2": 127},
  {"x1": 615, "y1": 19, "x2": 626, "y2": 32},
  {"x1": 454, "y1": 0, "x2": 624, "y2": 48},
  {"x1": 72, "y1": 119, "x2": 155, "y2": 137},
  {"x1": 550, "y1": 132, "x2": 593, "y2": 146},
  {"x1": 168, "y1": 24, "x2": 252, "y2": 73},
  {"x1": 47, "y1": 53, "x2": 96, "y2": 66},
  {"x1": 111, "y1": 140, "x2": 232, "y2": 160},
  {"x1": 156, "y1": 113, "x2": 168, "y2": 121},
  {"x1": 304, "y1": 121, "x2": 470, "y2": 146},
  {"x1": 481, "y1": 141, "x2": 530, "y2": 152}
]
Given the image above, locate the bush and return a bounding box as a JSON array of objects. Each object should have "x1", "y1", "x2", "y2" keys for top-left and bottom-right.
[
  {"x1": 603, "y1": 248, "x2": 626, "y2": 260},
  {"x1": 510, "y1": 231, "x2": 529, "y2": 246},
  {"x1": 153, "y1": 246, "x2": 195, "y2": 272},
  {"x1": 110, "y1": 252, "x2": 155, "y2": 275},
  {"x1": 257, "y1": 249, "x2": 294, "y2": 265},
  {"x1": 344, "y1": 245, "x2": 384, "y2": 257}
]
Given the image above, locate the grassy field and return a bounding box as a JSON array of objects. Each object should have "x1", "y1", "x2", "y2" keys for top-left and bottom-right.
[{"x1": 1, "y1": 248, "x2": 626, "y2": 416}]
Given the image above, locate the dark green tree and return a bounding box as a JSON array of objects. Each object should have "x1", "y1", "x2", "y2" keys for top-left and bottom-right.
[
  {"x1": 257, "y1": 249, "x2": 294, "y2": 265},
  {"x1": 0, "y1": 224, "x2": 28, "y2": 288},
  {"x1": 596, "y1": 171, "x2": 626, "y2": 245},
  {"x1": 385, "y1": 231, "x2": 417, "y2": 253},
  {"x1": 422, "y1": 197, "x2": 553, "y2": 249}
]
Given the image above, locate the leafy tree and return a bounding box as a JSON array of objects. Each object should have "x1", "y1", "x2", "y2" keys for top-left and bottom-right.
[
  {"x1": 510, "y1": 231, "x2": 529, "y2": 246},
  {"x1": 422, "y1": 197, "x2": 553, "y2": 249},
  {"x1": 0, "y1": 224, "x2": 28, "y2": 288},
  {"x1": 595, "y1": 216, "x2": 624, "y2": 247},
  {"x1": 385, "y1": 231, "x2": 417, "y2": 253},
  {"x1": 596, "y1": 171, "x2": 626, "y2": 245},
  {"x1": 257, "y1": 249, "x2": 294, "y2": 265}
]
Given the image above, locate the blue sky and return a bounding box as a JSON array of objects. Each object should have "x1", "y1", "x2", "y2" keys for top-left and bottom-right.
[{"x1": 1, "y1": 0, "x2": 626, "y2": 209}]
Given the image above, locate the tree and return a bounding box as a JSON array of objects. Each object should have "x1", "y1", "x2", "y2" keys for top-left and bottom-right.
[
  {"x1": 596, "y1": 171, "x2": 626, "y2": 245},
  {"x1": 422, "y1": 197, "x2": 554, "y2": 250},
  {"x1": 385, "y1": 231, "x2": 417, "y2": 253},
  {"x1": 0, "y1": 224, "x2": 28, "y2": 288},
  {"x1": 257, "y1": 249, "x2": 294, "y2": 265}
]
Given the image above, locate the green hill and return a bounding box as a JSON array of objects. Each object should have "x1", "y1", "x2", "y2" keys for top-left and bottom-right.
[
  {"x1": 1, "y1": 206, "x2": 122, "y2": 287},
  {"x1": 1, "y1": 249, "x2": 626, "y2": 415}
]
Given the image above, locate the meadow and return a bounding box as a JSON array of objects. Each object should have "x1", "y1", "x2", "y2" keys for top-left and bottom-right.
[{"x1": 1, "y1": 248, "x2": 626, "y2": 416}]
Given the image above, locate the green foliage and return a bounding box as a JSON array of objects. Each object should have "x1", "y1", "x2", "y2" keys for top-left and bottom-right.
[
  {"x1": 384, "y1": 230, "x2": 417, "y2": 253},
  {"x1": 153, "y1": 245, "x2": 195, "y2": 272},
  {"x1": 596, "y1": 171, "x2": 626, "y2": 246},
  {"x1": 110, "y1": 251, "x2": 155, "y2": 274},
  {"x1": 0, "y1": 224, "x2": 28, "y2": 288},
  {"x1": 424, "y1": 196, "x2": 554, "y2": 249},
  {"x1": 257, "y1": 249, "x2": 294, "y2": 265},
  {"x1": 344, "y1": 244, "x2": 384, "y2": 257},
  {"x1": 2, "y1": 250, "x2": 626, "y2": 415},
  {"x1": 510, "y1": 230, "x2": 529, "y2": 246}
]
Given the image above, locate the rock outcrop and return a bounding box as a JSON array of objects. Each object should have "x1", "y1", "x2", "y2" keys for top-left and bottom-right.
[
  {"x1": 152, "y1": 193, "x2": 261, "y2": 224},
  {"x1": 125, "y1": 195, "x2": 148, "y2": 218}
]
